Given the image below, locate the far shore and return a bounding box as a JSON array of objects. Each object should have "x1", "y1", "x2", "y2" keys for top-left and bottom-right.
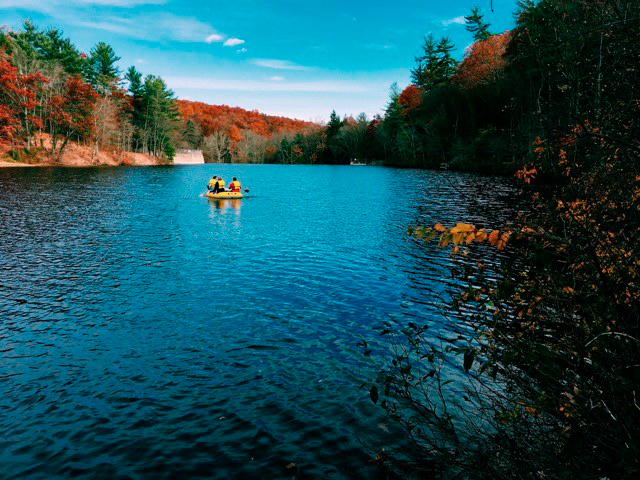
[
  {"x1": 0, "y1": 159, "x2": 167, "y2": 168},
  {"x1": 1, "y1": 134, "x2": 164, "y2": 168}
]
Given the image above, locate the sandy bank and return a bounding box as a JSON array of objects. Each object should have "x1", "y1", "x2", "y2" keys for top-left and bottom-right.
[{"x1": 1, "y1": 134, "x2": 165, "y2": 167}]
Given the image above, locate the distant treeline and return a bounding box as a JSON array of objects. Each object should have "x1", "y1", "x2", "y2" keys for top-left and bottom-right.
[
  {"x1": 0, "y1": 21, "x2": 320, "y2": 163},
  {"x1": 0, "y1": 21, "x2": 182, "y2": 161},
  {"x1": 305, "y1": 6, "x2": 522, "y2": 172}
]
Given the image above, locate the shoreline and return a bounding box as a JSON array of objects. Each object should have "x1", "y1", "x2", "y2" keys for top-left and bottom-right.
[{"x1": 0, "y1": 160, "x2": 167, "y2": 168}]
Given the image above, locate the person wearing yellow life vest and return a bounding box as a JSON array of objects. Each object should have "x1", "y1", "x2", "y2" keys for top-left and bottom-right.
[
  {"x1": 207, "y1": 176, "x2": 218, "y2": 192},
  {"x1": 228, "y1": 177, "x2": 241, "y2": 192},
  {"x1": 214, "y1": 176, "x2": 226, "y2": 193}
]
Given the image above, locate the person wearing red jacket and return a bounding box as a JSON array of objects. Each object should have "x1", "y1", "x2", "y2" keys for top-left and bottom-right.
[{"x1": 228, "y1": 177, "x2": 241, "y2": 192}]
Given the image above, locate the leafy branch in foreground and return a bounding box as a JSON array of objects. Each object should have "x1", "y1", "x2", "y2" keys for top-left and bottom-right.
[{"x1": 361, "y1": 1, "x2": 640, "y2": 475}]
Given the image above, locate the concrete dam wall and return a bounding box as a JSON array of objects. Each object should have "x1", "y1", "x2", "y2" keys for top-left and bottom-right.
[{"x1": 173, "y1": 149, "x2": 205, "y2": 165}]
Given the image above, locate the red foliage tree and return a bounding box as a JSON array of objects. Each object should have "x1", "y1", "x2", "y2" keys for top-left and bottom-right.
[
  {"x1": 48, "y1": 75, "x2": 98, "y2": 161},
  {"x1": 0, "y1": 52, "x2": 47, "y2": 149},
  {"x1": 452, "y1": 32, "x2": 511, "y2": 89},
  {"x1": 0, "y1": 56, "x2": 20, "y2": 146},
  {"x1": 177, "y1": 100, "x2": 315, "y2": 148},
  {"x1": 397, "y1": 85, "x2": 423, "y2": 114}
]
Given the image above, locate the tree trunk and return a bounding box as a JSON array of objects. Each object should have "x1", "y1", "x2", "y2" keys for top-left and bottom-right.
[{"x1": 57, "y1": 136, "x2": 69, "y2": 163}]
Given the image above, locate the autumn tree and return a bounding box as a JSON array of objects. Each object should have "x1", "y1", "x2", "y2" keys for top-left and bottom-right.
[
  {"x1": 0, "y1": 54, "x2": 21, "y2": 146},
  {"x1": 364, "y1": 0, "x2": 640, "y2": 478},
  {"x1": 48, "y1": 75, "x2": 98, "y2": 161},
  {"x1": 452, "y1": 32, "x2": 510, "y2": 90},
  {"x1": 0, "y1": 51, "x2": 47, "y2": 150},
  {"x1": 203, "y1": 130, "x2": 230, "y2": 163},
  {"x1": 397, "y1": 85, "x2": 422, "y2": 115}
]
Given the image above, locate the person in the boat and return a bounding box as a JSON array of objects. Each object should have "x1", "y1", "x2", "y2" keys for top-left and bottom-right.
[
  {"x1": 229, "y1": 177, "x2": 241, "y2": 192},
  {"x1": 207, "y1": 176, "x2": 218, "y2": 192},
  {"x1": 214, "y1": 176, "x2": 226, "y2": 193}
]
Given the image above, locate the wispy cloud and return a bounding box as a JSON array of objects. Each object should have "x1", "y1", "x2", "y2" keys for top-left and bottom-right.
[
  {"x1": 236, "y1": 48, "x2": 248, "y2": 54},
  {"x1": 205, "y1": 33, "x2": 224, "y2": 43},
  {"x1": 165, "y1": 76, "x2": 370, "y2": 93},
  {"x1": 442, "y1": 16, "x2": 466, "y2": 27},
  {"x1": 74, "y1": 0, "x2": 166, "y2": 4},
  {"x1": 75, "y1": 13, "x2": 222, "y2": 43},
  {"x1": 0, "y1": 2, "x2": 234, "y2": 45},
  {"x1": 251, "y1": 59, "x2": 309, "y2": 70},
  {"x1": 269, "y1": 76, "x2": 284, "y2": 81},
  {"x1": 0, "y1": 0, "x2": 165, "y2": 9},
  {"x1": 364, "y1": 43, "x2": 397, "y2": 51},
  {"x1": 223, "y1": 37, "x2": 244, "y2": 47}
]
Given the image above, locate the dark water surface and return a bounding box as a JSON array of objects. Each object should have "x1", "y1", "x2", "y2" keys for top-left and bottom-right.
[{"x1": 0, "y1": 165, "x2": 513, "y2": 479}]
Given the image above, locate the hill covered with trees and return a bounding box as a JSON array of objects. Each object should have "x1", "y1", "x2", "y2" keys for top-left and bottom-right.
[{"x1": 0, "y1": 21, "x2": 318, "y2": 166}]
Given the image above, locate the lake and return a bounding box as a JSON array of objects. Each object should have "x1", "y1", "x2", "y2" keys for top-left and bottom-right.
[{"x1": 0, "y1": 165, "x2": 513, "y2": 479}]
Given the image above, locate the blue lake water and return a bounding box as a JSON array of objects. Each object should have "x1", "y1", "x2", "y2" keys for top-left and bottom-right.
[{"x1": 0, "y1": 165, "x2": 513, "y2": 479}]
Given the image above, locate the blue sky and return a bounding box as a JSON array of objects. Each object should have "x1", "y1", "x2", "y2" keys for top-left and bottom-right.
[{"x1": 1, "y1": 0, "x2": 519, "y2": 120}]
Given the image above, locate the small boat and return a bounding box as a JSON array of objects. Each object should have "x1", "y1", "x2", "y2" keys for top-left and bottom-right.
[{"x1": 206, "y1": 191, "x2": 243, "y2": 199}]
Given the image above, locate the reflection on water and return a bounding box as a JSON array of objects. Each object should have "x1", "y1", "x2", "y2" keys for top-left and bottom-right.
[
  {"x1": 0, "y1": 165, "x2": 514, "y2": 479},
  {"x1": 208, "y1": 198, "x2": 243, "y2": 211}
]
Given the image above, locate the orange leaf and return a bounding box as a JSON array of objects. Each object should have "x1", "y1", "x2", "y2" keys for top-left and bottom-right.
[
  {"x1": 450, "y1": 223, "x2": 475, "y2": 234},
  {"x1": 434, "y1": 223, "x2": 446, "y2": 232},
  {"x1": 488, "y1": 230, "x2": 500, "y2": 245},
  {"x1": 465, "y1": 232, "x2": 476, "y2": 245},
  {"x1": 496, "y1": 231, "x2": 511, "y2": 250}
]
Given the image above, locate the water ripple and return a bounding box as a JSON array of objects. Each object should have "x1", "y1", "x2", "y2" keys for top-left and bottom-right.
[{"x1": 0, "y1": 165, "x2": 513, "y2": 479}]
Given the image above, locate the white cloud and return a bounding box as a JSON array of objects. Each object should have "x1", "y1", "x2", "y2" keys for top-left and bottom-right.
[
  {"x1": 251, "y1": 59, "x2": 309, "y2": 70},
  {"x1": 269, "y1": 76, "x2": 284, "y2": 81},
  {"x1": 223, "y1": 37, "x2": 245, "y2": 47},
  {"x1": 165, "y1": 76, "x2": 370, "y2": 93},
  {"x1": 0, "y1": 0, "x2": 165, "y2": 8},
  {"x1": 205, "y1": 33, "x2": 224, "y2": 43},
  {"x1": 74, "y1": 0, "x2": 166, "y2": 4},
  {"x1": 236, "y1": 48, "x2": 248, "y2": 54},
  {"x1": 442, "y1": 16, "x2": 466, "y2": 27},
  {"x1": 75, "y1": 13, "x2": 221, "y2": 43},
  {"x1": 364, "y1": 43, "x2": 397, "y2": 51}
]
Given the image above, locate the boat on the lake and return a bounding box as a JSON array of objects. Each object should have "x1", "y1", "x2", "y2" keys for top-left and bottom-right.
[{"x1": 206, "y1": 191, "x2": 243, "y2": 199}]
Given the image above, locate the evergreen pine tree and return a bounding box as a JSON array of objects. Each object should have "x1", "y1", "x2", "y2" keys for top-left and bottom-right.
[
  {"x1": 87, "y1": 42, "x2": 121, "y2": 92},
  {"x1": 411, "y1": 34, "x2": 438, "y2": 89},
  {"x1": 17, "y1": 22, "x2": 86, "y2": 75},
  {"x1": 435, "y1": 36, "x2": 457, "y2": 81},
  {"x1": 465, "y1": 6, "x2": 492, "y2": 41},
  {"x1": 411, "y1": 35, "x2": 455, "y2": 91}
]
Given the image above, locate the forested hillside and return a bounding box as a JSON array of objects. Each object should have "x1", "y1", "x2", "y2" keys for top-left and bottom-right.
[
  {"x1": 0, "y1": 21, "x2": 317, "y2": 165},
  {"x1": 176, "y1": 100, "x2": 320, "y2": 163}
]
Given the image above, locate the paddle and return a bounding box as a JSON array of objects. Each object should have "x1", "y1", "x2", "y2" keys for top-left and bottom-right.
[{"x1": 199, "y1": 186, "x2": 211, "y2": 197}]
